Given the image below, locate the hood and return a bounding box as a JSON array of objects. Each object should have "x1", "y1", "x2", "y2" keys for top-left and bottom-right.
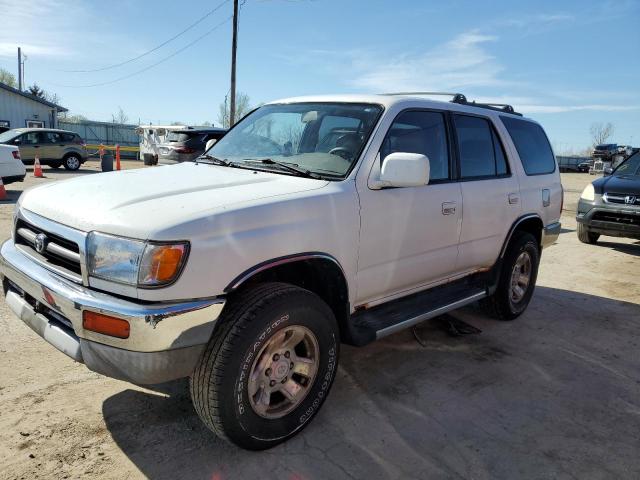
[
  {"x1": 20, "y1": 163, "x2": 328, "y2": 238},
  {"x1": 593, "y1": 173, "x2": 640, "y2": 195}
]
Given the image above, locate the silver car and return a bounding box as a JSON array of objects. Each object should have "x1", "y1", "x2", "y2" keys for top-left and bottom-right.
[{"x1": 157, "y1": 128, "x2": 227, "y2": 164}]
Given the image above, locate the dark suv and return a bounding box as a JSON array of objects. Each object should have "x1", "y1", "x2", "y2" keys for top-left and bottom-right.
[
  {"x1": 0, "y1": 128, "x2": 88, "y2": 170},
  {"x1": 157, "y1": 128, "x2": 227, "y2": 164},
  {"x1": 576, "y1": 152, "x2": 640, "y2": 243},
  {"x1": 592, "y1": 143, "x2": 618, "y2": 160}
]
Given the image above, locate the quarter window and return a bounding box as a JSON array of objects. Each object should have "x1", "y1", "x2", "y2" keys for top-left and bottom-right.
[
  {"x1": 380, "y1": 111, "x2": 450, "y2": 181},
  {"x1": 501, "y1": 116, "x2": 555, "y2": 175},
  {"x1": 454, "y1": 114, "x2": 509, "y2": 179}
]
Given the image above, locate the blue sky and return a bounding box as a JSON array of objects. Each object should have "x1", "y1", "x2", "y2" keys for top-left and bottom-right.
[{"x1": 0, "y1": 0, "x2": 638, "y2": 152}]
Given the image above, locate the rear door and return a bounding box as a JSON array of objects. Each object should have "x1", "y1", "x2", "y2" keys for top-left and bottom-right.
[{"x1": 453, "y1": 114, "x2": 522, "y2": 272}]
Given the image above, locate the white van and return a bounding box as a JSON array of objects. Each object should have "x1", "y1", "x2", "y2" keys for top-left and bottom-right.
[{"x1": 135, "y1": 125, "x2": 189, "y2": 165}]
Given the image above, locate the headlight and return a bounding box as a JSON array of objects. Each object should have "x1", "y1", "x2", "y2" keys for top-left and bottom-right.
[
  {"x1": 87, "y1": 232, "x2": 189, "y2": 287},
  {"x1": 580, "y1": 184, "x2": 595, "y2": 201}
]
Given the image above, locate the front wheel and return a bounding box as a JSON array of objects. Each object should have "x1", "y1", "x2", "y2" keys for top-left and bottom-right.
[
  {"x1": 577, "y1": 223, "x2": 599, "y2": 244},
  {"x1": 190, "y1": 283, "x2": 339, "y2": 450},
  {"x1": 483, "y1": 231, "x2": 540, "y2": 321}
]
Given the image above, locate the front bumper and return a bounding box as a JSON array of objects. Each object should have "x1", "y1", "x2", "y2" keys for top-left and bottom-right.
[
  {"x1": 577, "y1": 199, "x2": 640, "y2": 239},
  {"x1": 0, "y1": 239, "x2": 225, "y2": 384}
]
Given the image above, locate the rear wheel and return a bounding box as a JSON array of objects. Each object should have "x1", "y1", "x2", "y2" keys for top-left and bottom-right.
[
  {"x1": 483, "y1": 231, "x2": 540, "y2": 321},
  {"x1": 190, "y1": 283, "x2": 339, "y2": 450},
  {"x1": 577, "y1": 223, "x2": 599, "y2": 244},
  {"x1": 63, "y1": 154, "x2": 81, "y2": 170}
]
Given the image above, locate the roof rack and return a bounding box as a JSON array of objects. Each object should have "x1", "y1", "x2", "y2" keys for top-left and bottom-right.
[{"x1": 380, "y1": 91, "x2": 522, "y2": 116}]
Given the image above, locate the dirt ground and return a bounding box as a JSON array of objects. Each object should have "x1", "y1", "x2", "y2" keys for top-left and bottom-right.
[{"x1": 0, "y1": 163, "x2": 638, "y2": 479}]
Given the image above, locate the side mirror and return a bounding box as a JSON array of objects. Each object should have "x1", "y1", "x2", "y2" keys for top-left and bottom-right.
[
  {"x1": 205, "y1": 138, "x2": 218, "y2": 151},
  {"x1": 375, "y1": 152, "x2": 430, "y2": 188},
  {"x1": 603, "y1": 167, "x2": 613, "y2": 176}
]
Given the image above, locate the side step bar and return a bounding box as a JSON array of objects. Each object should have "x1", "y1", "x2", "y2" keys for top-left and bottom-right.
[
  {"x1": 345, "y1": 276, "x2": 489, "y2": 346},
  {"x1": 376, "y1": 291, "x2": 486, "y2": 339}
]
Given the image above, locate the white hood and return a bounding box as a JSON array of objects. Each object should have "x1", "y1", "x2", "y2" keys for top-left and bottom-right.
[{"x1": 20, "y1": 163, "x2": 328, "y2": 238}]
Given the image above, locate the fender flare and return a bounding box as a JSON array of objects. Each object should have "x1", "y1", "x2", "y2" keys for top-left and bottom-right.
[
  {"x1": 224, "y1": 252, "x2": 348, "y2": 293},
  {"x1": 498, "y1": 214, "x2": 544, "y2": 259}
]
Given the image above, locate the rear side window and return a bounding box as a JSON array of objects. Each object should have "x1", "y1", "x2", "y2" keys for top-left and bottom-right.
[
  {"x1": 61, "y1": 133, "x2": 76, "y2": 142},
  {"x1": 454, "y1": 114, "x2": 509, "y2": 179},
  {"x1": 501, "y1": 116, "x2": 555, "y2": 175}
]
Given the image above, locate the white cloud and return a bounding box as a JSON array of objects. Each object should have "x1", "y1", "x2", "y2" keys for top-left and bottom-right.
[
  {"x1": 337, "y1": 31, "x2": 510, "y2": 92},
  {"x1": 0, "y1": 0, "x2": 85, "y2": 58}
]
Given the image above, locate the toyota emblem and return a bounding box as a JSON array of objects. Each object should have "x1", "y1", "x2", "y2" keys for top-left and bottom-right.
[{"x1": 34, "y1": 233, "x2": 47, "y2": 254}]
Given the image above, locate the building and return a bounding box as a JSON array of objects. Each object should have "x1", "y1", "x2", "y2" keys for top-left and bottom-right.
[{"x1": 0, "y1": 82, "x2": 67, "y2": 133}]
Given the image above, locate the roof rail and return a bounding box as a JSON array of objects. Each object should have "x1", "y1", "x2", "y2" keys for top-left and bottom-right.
[{"x1": 381, "y1": 91, "x2": 522, "y2": 116}]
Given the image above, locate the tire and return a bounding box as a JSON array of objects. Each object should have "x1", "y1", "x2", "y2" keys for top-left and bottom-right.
[
  {"x1": 190, "y1": 282, "x2": 340, "y2": 450},
  {"x1": 577, "y1": 223, "x2": 599, "y2": 244},
  {"x1": 49, "y1": 162, "x2": 62, "y2": 169},
  {"x1": 483, "y1": 231, "x2": 540, "y2": 321},
  {"x1": 63, "y1": 154, "x2": 81, "y2": 170}
]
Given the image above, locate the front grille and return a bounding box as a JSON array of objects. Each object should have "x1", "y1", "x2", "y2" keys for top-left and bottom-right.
[
  {"x1": 603, "y1": 192, "x2": 640, "y2": 206},
  {"x1": 14, "y1": 218, "x2": 83, "y2": 282},
  {"x1": 592, "y1": 211, "x2": 640, "y2": 226}
]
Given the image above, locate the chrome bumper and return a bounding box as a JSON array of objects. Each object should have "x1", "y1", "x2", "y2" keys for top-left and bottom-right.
[{"x1": 0, "y1": 239, "x2": 225, "y2": 384}]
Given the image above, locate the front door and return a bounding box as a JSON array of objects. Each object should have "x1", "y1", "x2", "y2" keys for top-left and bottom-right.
[
  {"x1": 356, "y1": 110, "x2": 462, "y2": 306},
  {"x1": 15, "y1": 131, "x2": 43, "y2": 162}
]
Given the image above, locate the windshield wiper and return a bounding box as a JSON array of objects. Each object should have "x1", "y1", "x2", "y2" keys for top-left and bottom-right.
[
  {"x1": 197, "y1": 154, "x2": 231, "y2": 166},
  {"x1": 242, "y1": 158, "x2": 321, "y2": 179}
]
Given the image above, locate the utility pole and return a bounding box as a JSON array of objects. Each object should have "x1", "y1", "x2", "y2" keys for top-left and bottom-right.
[
  {"x1": 229, "y1": 0, "x2": 239, "y2": 126},
  {"x1": 17, "y1": 47, "x2": 22, "y2": 90}
]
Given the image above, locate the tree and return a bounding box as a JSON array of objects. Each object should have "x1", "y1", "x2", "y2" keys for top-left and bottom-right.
[
  {"x1": 0, "y1": 68, "x2": 17, "y2": 88},
  {"x1": 590, "y1": 122, "x2": 615, "y2": 146},
  {"x1": 218, "y1": 92, "x2": 251, "y2": 128},
  {"x1": 26, "y1": 83, "x2": 61, "y2": 105},
  {"x1": 111, "y1": 106, "x2": 129, "y2": 125},
  {"x1": 28, "y1": 83, "x2": 44, "y2": 98},
  {"x1": 58, "y1": 112, "x2": 88, "y2": 124}
]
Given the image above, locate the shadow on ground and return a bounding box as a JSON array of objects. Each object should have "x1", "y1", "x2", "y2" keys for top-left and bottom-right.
[
  {"x1": 103, "y1": 287, "x2": 640, "y2": 480},
  {"x1": 595, "y1": 240, "x2": 640, "y2": 257}
]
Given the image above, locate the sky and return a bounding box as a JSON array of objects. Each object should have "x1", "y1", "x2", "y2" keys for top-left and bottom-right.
[{"x1": 0, "y1": 0, "x2": 638, "y2": 153}]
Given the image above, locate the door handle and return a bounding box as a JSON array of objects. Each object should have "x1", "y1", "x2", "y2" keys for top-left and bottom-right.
[
  {"x1": 508, "y1": 193, "x2": 519, "y2": 204},
  {"x1": 442, "y1": 202, "x2": 457, "y2": 215}
]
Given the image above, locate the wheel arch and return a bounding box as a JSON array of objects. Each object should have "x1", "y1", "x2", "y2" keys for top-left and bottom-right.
[
  {"x1": 224, "y1": 252, "x2": 351, "y2": 341},
  {"x1": 499, "y1": 214, "x2": 544, "y2": 258}
]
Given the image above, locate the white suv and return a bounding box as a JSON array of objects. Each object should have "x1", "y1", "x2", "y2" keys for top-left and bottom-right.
[{"x1": 0, "y1": 93, "x2": 561, "y2": 449}]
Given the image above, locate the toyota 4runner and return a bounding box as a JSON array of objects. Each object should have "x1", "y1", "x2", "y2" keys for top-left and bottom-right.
[{"x1": 0, "y1": 93, "x2": 562, "y2": 450}]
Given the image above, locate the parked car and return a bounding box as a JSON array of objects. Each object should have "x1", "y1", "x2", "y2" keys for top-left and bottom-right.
[
  {"x1": 577, "y1": 151, "x2": 640, "y2": 243},
  {"x1": 157, "y1": 128, "x2": 227, "y2": 164},
  {"x1": 0, "y1": 128, "x2": 88, "y2": 170},
  {"x1": 0, "y1": 93, "x2": 562, "y2": 450},
  {"x1": 0, "y1": 144, "x2": 26, "y2": 185},
  {"x1": 577, "y1": 160, "x2": 592, "y2": 172},
  {"x1": 592, "y1": 143, "x2": 618, "y2": 160}
]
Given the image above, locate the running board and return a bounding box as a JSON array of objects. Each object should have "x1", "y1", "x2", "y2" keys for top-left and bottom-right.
[{"x1": 345, "y1": 277, "x2": 488, "y2": 346}]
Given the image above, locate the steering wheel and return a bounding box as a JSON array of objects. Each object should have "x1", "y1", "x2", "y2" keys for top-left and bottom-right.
[{"x1": 329, "y1": 147, "x2": 354, "y2": 161}]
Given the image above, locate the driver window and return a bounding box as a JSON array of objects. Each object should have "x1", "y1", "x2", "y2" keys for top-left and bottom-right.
[{"x1": 380, "y1": 111, "x2": 450, "y2": 181}]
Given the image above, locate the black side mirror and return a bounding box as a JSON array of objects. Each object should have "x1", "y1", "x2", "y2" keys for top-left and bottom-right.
[{"x1": 603, "y1": 167, "x2": 613, "y2": 176}]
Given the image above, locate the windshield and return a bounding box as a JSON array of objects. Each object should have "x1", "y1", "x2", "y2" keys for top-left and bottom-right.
[
  {"x1": 614, "y1": 152, "x2": 640, "y2": 176},
  {"x1": 209, "y1": 102, "x2": 383, "y2": 178},
  {"x1": 0, "y1": 130, "x2": 19, "y2": 143}
]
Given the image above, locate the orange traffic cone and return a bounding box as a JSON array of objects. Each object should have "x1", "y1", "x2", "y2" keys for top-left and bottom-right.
[
  {"x1": 34, "y1": 156, "x2": 44, "y2": 178},
  {"x1": 0, "y1": 176, "x2": 6, "y2": 200}
]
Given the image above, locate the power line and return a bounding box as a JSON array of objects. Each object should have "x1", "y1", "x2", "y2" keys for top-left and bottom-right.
[
  {"x1": 59, "y1": 0, "x2": 231, "y2": 73},
  {"x1": 52, "y1": 16, "x2": 232, "y2": 88}
]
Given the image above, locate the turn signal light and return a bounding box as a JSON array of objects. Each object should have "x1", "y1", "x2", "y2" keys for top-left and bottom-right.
[
  {"x1": 83, "y1": 311, "x2": 130, "y2": 339},
  {"x1": 138, "y1": 243, "x2": 188, "y2": 286}
]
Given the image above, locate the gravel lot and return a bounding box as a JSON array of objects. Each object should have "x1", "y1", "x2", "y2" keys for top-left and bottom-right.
[{"x1": 0, "y1": 164, "x2": 638, "y2": 479}]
